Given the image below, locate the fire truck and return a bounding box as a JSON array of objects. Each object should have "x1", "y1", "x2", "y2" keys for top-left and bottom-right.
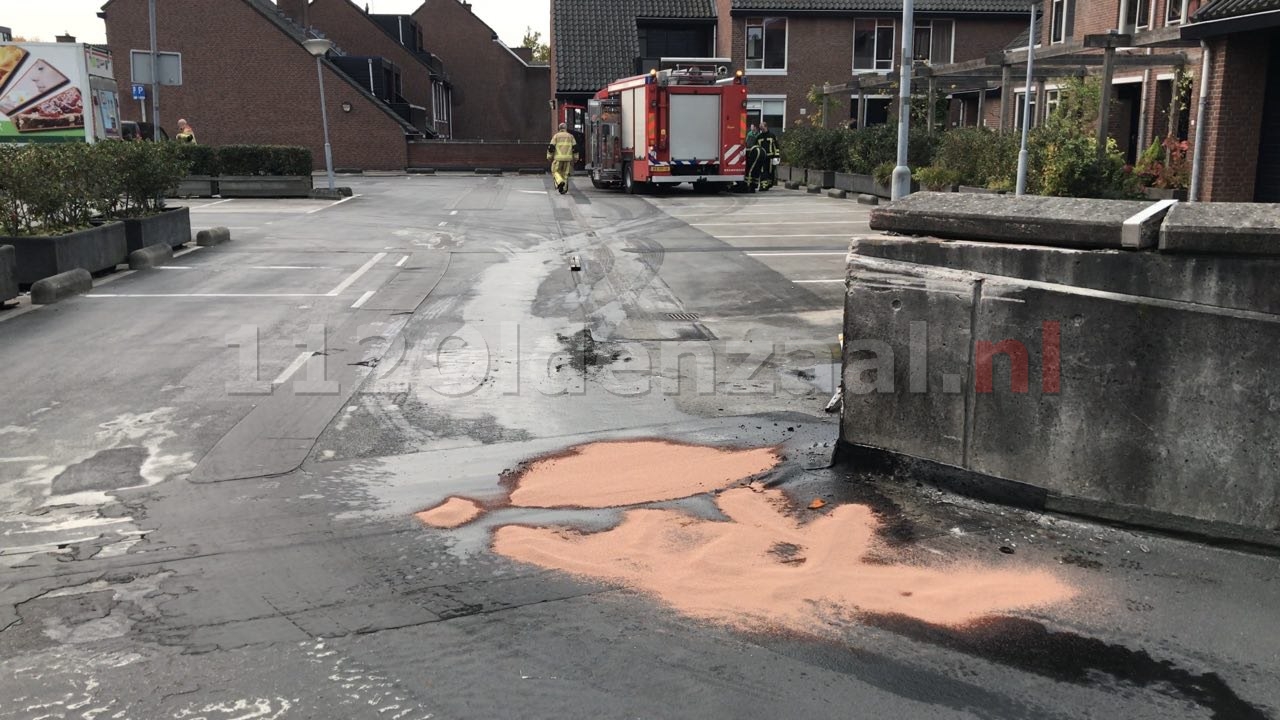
[{"x1": 585, "y1": 58, "x2": 748, "y2": 194}]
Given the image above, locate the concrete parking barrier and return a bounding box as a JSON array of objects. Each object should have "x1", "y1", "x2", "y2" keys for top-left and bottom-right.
[
  {"x1": 0, "y1": 245, "x2": 17, "y2": 305},
  {"x1": 309, "y1": 187, "x2": 353, "y2": 200},
  {"x1": 196, "y1": 227, "x2": 232, "y2": 247},
  {"x1": 784, "y1": 181, "x2": 801, "y2": 190},
  {"x1": 128, "y1": 243, "x2": 174, "y2": 270},
  {"x1": 518, "y1": 168, "x2": 547, "y2": 175},
  {"x1": 805, "y1": 185, "x2": 821, "y2": 194},
  {"x1": 475, "y1": 168, "x2": 503, "y2": 176},
  {"x1": 30, "y1": 268, "x2": 92, "y2": 305},
  {"x1": 407, "y1": 167, "x2": 437, "y2": 175},
  {"x1": 857, "y1": 194, "x2": 880, "y2": 206},
  {"x1": 827, "y1": 189, "x2": 848, "y2": 199}
]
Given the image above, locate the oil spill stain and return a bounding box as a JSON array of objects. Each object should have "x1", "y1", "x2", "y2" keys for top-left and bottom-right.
[
  {"x1": 866, "y1": 613, "x2": 1272, "y2": 720},
  {"x1": 555, "y1": 329, "x2": 620, "y2": 373}
]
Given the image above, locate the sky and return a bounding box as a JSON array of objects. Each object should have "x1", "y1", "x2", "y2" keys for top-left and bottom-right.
[{"x1": 2, "y1": 0, "x2": 550, "y2": 48}]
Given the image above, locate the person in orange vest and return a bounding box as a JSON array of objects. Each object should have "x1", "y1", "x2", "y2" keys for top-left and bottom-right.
[{"x1": 547, "y1": 123, "x2": 578, "y2": 195}]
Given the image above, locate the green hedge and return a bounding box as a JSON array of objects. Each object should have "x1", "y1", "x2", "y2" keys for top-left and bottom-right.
[
  {"x1": 0, "y1": 141, "x2": 191, "y2": 236},
  {"x1": 216, "y1": 145, "x2": 313, "y2": 176},
  {"x1": 780, "y1": 124, "x2": 939, "y2": 176},
  {"x1": 176, "y1": 143, "x2": 221, "y2": 176}
]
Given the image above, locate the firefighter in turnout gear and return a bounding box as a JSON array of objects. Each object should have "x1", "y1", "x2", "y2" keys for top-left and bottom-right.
[
  {"x1": 548, "y1": 123, "x2": 578, "y2": 194},
  {"x1": 745, "y1": 134, "x2": 767, "y2": 192},
  {"x1": 756, "y1": 122, "x2": 780, "y2": 190}
]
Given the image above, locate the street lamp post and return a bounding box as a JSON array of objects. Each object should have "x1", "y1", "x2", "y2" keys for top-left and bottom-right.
[
  {"x1": 891, "y1": 0, "x2": 915, "y2": 201},
  {"x1": 1015, "y1": 4, "x2": 1037, "y2": 196},
  {"x1": 303, "y1": 39, "x2": 336, "y2": 192}
]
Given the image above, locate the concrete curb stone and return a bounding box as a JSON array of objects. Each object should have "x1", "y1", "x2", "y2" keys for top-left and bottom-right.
[
  {"x1": 827, "y1": 189, "x2": 848, "y2": 199},
  {"x1": 196, "y1": 227, "x2": 232, "y2": 247},
  {"x1": 128, "y1": 243, "x2": 174, "y2": 270},
  {"x1": 31, "y1": 268, "x2": 92, "y2": 305},
  {"x1": 857, "y1": 194, "x2": 880, "y2": 205}
]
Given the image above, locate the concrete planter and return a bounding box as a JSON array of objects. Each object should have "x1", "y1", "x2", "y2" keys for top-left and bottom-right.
[
  {"x1": 805, "y1": 169, "x2": 836, "y2": 189},
  {"x1": 837, "y1": 172, "x2": 916, "y2": 198},
  {"x1": 1143, "y1": 186, "x2": 1188, "y2": 201},
  {"x1": 777, "y1": 165, "x2": 795, "y2": 183},
  {"x1": 2, "y1": 222, "x2": 128, "y2": 287},
  {"x1": 122, "y1": 207, "x2": 192, "y2": 252},
  {"x1": 0, "y1": 245, "x2": 17, "y2": 304},
  {"x1": 217, "y1": 175, "x2": 313, "y2": 198},
  {"x1": 169, "y1": 175, "x2": 219, "y2": 199}
]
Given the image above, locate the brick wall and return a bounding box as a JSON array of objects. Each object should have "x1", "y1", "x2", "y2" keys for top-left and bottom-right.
[
  {"x1": 1200, "y1": 32, "x2": 1269, "y2": 202},
  {"x1": 308, "y1": 0, "x2": 434, "y2": 112},
  {"x1": 102, "y1": 0, "x2": 409, "y2": 170},
  {"x1": 416, "y1": 0, "x2": 551, "y2": 142},
  {"x1": 731, "y1": 15, "x2": 1023, "y2": 128},
  {"x1": 407, "y1": 141, "x2": 549, "y2": 169}
]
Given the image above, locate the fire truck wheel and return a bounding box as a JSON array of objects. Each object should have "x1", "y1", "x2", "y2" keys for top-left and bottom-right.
[{"x1": 624, "y1": 164, "x2": 638, "y2": 194}]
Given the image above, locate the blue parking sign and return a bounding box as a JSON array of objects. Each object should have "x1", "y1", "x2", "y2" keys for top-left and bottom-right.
[{"x1": 132, "y1": 84, "x2": 146, "y2": 100}]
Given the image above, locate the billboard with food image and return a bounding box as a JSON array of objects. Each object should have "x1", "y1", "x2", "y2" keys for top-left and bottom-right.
[{"x1": 0, "y1": 43, "x2": 103, "y2": 142}]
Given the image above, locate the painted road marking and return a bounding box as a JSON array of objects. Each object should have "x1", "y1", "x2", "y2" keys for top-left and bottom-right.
[
  {"x1": 156, "y1": 266, "x2": 194, "y2": 270},
  {"x1": 306, "y1": 195, "x2": 361, "y2": 214},
  {"x1": 0, "y1": 456, "x2": 48, "y2": 463},
  {"x1": 694, "y1": 221, "x2": 862, "y2": 227},
  {"x1": 746, "y1": 252, "x2": 847, "y2": 257},
  {"x1": 351, "y1": 290, "x2": 376, "y2": 309},
  {"x1": 250, "y1": 266, "x2": 325, "y2": 270},
  {"x1": 669, "y1": 210, "x2": 862, "y2": 217},
  {"x1": 89, "y1": 293, "x2": 326, "y2": 298},
  {"x1": 794, "y1": 279, "x2": 845, "y2": 284},
  {"x1": 272, "y1": 351, "x2": 313, "y2": 386},
  {"x1": 174, "y1": 246, "x2": 205, "y2": 258},
  {"x1": 450, "y1": 210, "x2": 458, "y2": 215},
  {"x1": 186, "y1": 199, "x2": 232, "y2": 209},
  {"x1": 326, "y1": 252, "x2": 387, "y2": 296},
  {"x1": 438, "y1": 221, "x2": 448, "y2": 227},
  {"x1": 396, "y1": 256, "x2": 409, "y2": 267},
  {"x1": 710, "y1": 234, "x2": 854, "y2": 239}
]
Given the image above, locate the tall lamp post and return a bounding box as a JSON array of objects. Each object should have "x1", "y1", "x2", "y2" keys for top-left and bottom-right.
[
  {"x1": 891, "y1": 0, "x2": 915, "y2": 201},
  {"x1": 303, "y1": 38, "x2": 336, "y2": 192}
]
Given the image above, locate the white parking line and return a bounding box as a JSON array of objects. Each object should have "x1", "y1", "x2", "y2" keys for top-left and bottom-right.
[
  {"x1": 450, "y1": 210, "x2": 458, "y2": 215},
  {"x1": 794, "y1": 279, "x2": 845, "y2": 284},
  {"x1": 746, "y1": 252, "x2": 847, "y2": 257},
  {"x1": 670, "y1": 210, "x2": 861, "y2": 217},
  {"x1": 272, "y1": 352, "x2": 313, "y2": 386},
  {"x1": 156, "y1": 266, "x2": 195, "y2": 270},
  {"x1": 438, "y1": 221, "x2": 448, "y2": 227},
  {"x1": 326, "y1": 252, "x2": 387, "y2": 296},
  {"x1": 306, "y1": 195, "x2": 361, "y2": 214},
  {"x1": 396, "y1": 255, "x2": 409, "y2": 267},
  {"x1": 250, "y1": 266, "x2": 324, "y2": 270},
  {"x1": 693, "y1": 221, "x2": 862, "y2": 227},
  {"x1": 174, "y1": 246, "x2": 205, "y2": 258},
  {"x1": 351, "y1": 290, "x2": 376, "y2": 309},
  {"x1": 712, "y1": 234, "x2": 853, "y2": 239},
  {"x1": 186, "y1": 199, "x2": 232, "y2": 209},
  {"x1": 88, "y1": 293, "x2": 325, "y2": 298}
]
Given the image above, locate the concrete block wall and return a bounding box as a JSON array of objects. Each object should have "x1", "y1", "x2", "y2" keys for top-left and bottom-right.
[{"x1": 842, "y1": 198, "x2": 1280, "y2": 545}]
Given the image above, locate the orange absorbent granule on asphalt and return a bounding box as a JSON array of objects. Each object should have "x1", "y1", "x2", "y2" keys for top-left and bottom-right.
[
  {"x1": 506, "y1": 440, "x2": 779, "y2": 509},
  {"x1": 493, "y1": 487, "x2": 1076, "y2": 630},
  {"x1": 415, "y1": 496, "x2": 484, "y2": 528}
]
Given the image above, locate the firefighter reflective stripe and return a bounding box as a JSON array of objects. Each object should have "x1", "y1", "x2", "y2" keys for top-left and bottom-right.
[{"x1": 550, "y1": 131, "x2": 577, "y2": 162}]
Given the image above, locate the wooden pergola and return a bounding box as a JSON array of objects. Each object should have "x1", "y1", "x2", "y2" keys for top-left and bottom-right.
[{"x1": 819, "y1": 30, "x2": 1195, "y2": 151}]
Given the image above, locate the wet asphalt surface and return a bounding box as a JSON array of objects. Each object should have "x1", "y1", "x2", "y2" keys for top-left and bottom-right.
[{"x1": 0, "y1": 175, "x2": 1277, "y2": 719}]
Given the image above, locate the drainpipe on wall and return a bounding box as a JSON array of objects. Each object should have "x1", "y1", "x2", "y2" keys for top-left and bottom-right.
[{"x1": 1189, "y1": 40, "x2": 1211, "y2": 202}]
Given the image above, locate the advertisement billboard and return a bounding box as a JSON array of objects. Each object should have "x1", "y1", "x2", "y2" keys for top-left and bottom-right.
[{"x1": 0, "y1": 43, "x2": 120, "y2": 143}]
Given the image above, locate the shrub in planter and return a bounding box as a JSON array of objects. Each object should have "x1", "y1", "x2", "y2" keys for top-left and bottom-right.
[
  {"x1": 847, "y1": 124, "x2": 937, "y2": 176},
  {"x1": 176, "y1": 143, "x2": 221, "y2": 177},
  {"x1": 914, "y1": 166, "x2": 961, "y2": 191},
  {"x1": 217, "y1": 145, "x2": 313, "y2": 176},
  {"x1": 932, "y1": 127, "x2": 1020, "y2": 189},
  {"x1": 873, "y1": 161, "x2": 896, "y2": 188},
  {"x1": 779, "y1": 127, "x2": 848, "y2": 172}
]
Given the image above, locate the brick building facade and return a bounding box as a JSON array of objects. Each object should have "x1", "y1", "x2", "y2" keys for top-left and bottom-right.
[
  {"x1": 415, "y1": 0, "x2": 550, "y2": 142},
  {"x1": 101, "y1": 0, "x2": 415, "y2": 170},
  {"x1": 726, "y1": 2, "x2": 1026, "y2": 130}
]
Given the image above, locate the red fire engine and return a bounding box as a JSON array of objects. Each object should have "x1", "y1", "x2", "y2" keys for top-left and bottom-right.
[{"x1": 585, "y1": 58, "x2": 748, "y2": 193}]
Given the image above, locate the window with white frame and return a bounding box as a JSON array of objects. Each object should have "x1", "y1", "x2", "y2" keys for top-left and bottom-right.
[
  {"x1": 747, "y1": 97, "x2": 786, "y2": 130},
  {"x1": 853, "y1": 19, "x2": 895, "y2": 71},
  {"x1": 1167, "y1": 0, "x2": 1198, "y2": 24},
  {"x1": 1123, "y1": 0, "x2": 1151, "y2": 30},
  {"x1": 1050, "y1": 0, "x2": 1069, "y2": 43},
  {"x1": 913, "y1": 19, "x2": 954, "y2": 64},
  {"x1": 746, "y1": 18, "x2": 787, "y2": 71},
  {"x1": 1045, "y1": 89, "x2": 1060, "y2": 117},
  {"x1": 1014, "y1": 91, "x2": 1037, "y2": 130}
]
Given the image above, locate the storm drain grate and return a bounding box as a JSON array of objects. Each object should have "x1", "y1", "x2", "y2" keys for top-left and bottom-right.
[{"x1": 666, "y1": 312, "x2": 701, "y2": 321}]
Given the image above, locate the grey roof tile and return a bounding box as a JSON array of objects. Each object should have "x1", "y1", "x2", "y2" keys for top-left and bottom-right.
[
  {"x1": 732, "y1": 0, "x2": 1031, "y2": 12},
  {"x1": 554, "y1": 0, "x2": 717, "y2": 92},
  {"x1": 1192, "y1": 0, "x2": 1280, "y2": 21}
]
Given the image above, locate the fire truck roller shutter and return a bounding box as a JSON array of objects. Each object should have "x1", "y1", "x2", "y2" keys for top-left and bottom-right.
[{"x1": 668, "y1": 94, "x2": 721, "y2": 163}]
